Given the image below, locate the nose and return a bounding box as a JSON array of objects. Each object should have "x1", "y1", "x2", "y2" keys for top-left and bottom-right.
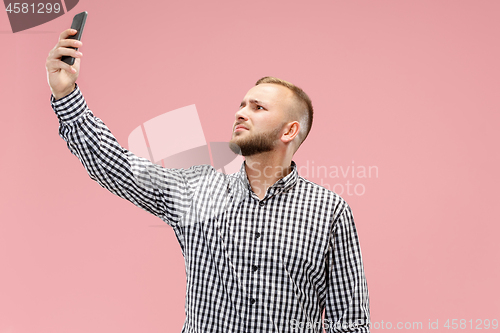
[{"x1": 234, "y1": 106, "x2": 249, "y2": 122}]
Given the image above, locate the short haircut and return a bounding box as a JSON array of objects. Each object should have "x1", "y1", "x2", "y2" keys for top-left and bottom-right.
[{"x1": 255, "y1": 76, "x2": 313, "y2": 149}]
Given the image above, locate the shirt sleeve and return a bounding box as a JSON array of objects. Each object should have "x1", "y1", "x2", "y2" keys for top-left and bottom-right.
[
  {"x1": 324, "y1": 201, "x2": 370, "y2": 332},
  {"x1": 50, "y1": 84, "x2": 206, "y2": 226}
]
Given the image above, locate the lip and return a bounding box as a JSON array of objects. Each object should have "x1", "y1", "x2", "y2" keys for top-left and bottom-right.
[{"x1": 234, "y1": 125, "x2": 249, "y2": 131}]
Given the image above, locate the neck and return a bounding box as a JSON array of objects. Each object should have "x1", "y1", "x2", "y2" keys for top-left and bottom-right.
[{"x1": 244, "y1": 151, "x2": 293, "y2": 200}]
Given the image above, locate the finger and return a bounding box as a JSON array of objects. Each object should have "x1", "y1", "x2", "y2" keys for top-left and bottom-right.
[
  {"x1": 73, "y1": 57, "x2": 81, "y2": 68},
  {"x1": 46, "y1": 57, "x2": 77, "y2": 74},
  {"x1": 53, "y1": 46, "x2": 83, "y2": 59},
  {"x1": 58, "y1": 38, "x2": 83, "y2": 49},
  {"x1": 59, "y1": 28, "x2": 78, "y2": 40}
]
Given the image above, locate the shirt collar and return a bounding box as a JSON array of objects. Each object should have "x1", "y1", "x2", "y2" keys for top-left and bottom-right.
[{"x1": 237, "y1": 160, "x2": 298, "y2": 193}]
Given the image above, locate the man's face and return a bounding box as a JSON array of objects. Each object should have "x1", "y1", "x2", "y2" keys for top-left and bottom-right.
[{"x1": 229, "y1": 83, "x2": 293, "y2": 156}]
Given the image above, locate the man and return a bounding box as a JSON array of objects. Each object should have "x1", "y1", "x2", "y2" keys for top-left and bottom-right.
[{"x1": 46, "y1": 29, "x2": 370, "y2": 332}]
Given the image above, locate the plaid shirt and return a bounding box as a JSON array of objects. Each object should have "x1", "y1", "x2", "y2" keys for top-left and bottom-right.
[{"x1": 51, "y1": 84, "x2": 370, "y2": 333}]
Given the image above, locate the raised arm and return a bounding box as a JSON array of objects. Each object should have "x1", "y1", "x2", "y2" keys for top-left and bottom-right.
[{"x1": 45, "y1": 29, "x2": 206, "y2": 226}]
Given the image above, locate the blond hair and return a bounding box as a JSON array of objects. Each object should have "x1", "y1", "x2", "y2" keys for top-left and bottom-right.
[{"x1": 255, "y1": 76, "x2": 313, "y2": 149}]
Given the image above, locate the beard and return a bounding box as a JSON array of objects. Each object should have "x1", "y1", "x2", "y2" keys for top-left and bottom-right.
[{"x1": 229, "y1": 126, "x2": 282, "y2": 156}]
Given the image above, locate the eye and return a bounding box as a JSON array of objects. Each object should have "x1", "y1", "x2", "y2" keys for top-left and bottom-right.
[{"x1": 256, "y1": 105, "x2": 264, "y2": 110}]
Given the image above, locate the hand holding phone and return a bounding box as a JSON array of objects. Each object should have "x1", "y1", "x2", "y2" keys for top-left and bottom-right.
[
  {"x1": 61, "y1": 11, "x2": 87, "y2": 66},
  {"x1": 46, "y1": 12, "x2": 88, "y2": 99}
]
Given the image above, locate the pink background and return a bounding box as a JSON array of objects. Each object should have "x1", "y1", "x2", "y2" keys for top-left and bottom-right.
[{"x1": 1, "y1": 0, "x2": 499, "y2": 332}]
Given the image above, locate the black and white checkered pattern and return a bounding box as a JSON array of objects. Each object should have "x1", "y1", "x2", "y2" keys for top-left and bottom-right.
[{"x1": 51, "y1": 84, "x2": 370, "y2": 333}]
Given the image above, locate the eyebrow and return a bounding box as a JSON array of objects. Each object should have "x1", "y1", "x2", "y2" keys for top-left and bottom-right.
[{"x1": 240, "y1": 99, "x2": 267, "y2": 107}]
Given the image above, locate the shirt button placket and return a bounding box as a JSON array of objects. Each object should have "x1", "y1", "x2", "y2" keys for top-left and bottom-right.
[
  {"x1": 250, "y1": 200, "x2": 263, "y2": 309},
  {"x1": 251, "y1": 233, "x2": 260, "y2": 305}
]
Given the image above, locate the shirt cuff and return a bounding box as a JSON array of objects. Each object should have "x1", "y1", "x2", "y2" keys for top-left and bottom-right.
[{"x1": 50, "y1": 83, "x2": 88, "y2": 124}]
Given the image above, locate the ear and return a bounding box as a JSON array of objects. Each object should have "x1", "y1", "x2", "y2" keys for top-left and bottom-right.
[{"x1": 281, "y1": 121, "x2": 300, "y2": 144}]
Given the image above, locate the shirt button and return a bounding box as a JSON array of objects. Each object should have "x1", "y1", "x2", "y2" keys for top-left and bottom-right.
[
  {"x1": 255, "y1": 232, "x2": 261, "y2": 239},
  {"x1": 250, "y1": 298, "x2": 256, "y2": 305},
  {"x1": 252, "y1": 265, "x2": 259, "y2": 272},
  {"x1": 259, "y1": 201, "x2": 265, "y2": 207}
]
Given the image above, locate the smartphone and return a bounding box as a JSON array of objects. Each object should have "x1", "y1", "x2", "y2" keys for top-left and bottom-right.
[{"x1": 61, "y1": 11, "x2": 88, "y2": 66}]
